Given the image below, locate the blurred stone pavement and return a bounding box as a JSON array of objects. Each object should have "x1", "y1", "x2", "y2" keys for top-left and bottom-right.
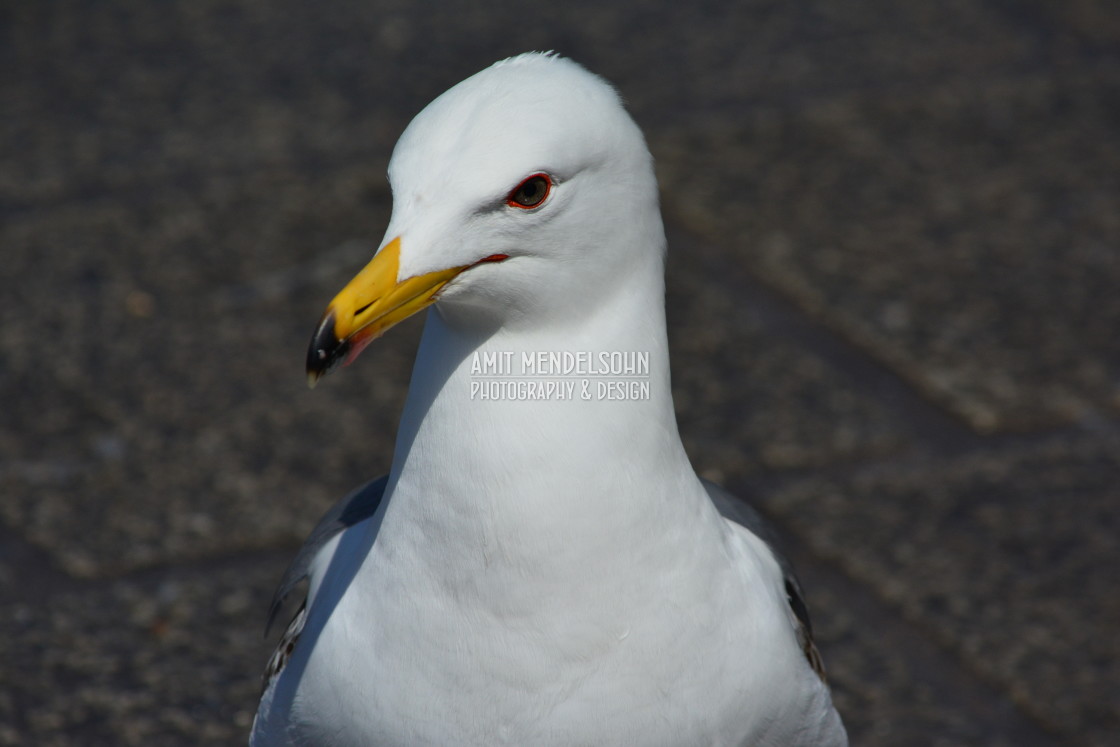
[{"x1": 2, "y1": 1, "x2": 1118, "y2": 744}]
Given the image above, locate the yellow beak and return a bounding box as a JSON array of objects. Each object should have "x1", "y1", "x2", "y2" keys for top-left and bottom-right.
[{"x1": 306, "y1": 237, "x2": 468, "y2": 387}]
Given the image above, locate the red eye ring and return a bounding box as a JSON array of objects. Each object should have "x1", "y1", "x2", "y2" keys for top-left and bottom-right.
[{"x1": 506, "y1": 173, "x2": 552, "y2": 209}]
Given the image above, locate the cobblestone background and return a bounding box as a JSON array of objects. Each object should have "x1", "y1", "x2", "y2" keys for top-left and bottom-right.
[{"x1": 2, "y1": 1, "x2": 1118, "y2": 744}]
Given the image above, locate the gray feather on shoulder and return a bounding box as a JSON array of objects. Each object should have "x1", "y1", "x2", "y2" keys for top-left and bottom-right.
[
  {"x1": 702, "y1": 479, "x2": 826, "y2": 680},
  {"x1": 265, "y1": 475, "x2": 389, "y2": 635}
]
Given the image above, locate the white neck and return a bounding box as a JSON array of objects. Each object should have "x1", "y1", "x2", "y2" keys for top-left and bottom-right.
[{"x1": 374, "y1": 259, "x2": 713, "y2": 612}]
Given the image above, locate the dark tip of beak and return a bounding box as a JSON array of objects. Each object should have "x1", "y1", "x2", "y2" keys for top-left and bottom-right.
[{"x1": 306, "y1": 310, "x2": 350, "y2": 388}]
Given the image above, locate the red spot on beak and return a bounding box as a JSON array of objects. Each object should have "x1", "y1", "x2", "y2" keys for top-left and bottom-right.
[{"x1": 343, "y1": 334, "x2": 377, "y2": 366}]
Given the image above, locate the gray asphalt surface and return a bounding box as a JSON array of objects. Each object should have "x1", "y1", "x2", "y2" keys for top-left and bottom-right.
[{"x1": 2, "y1": 1, "x2": 1118, "y2": 744}]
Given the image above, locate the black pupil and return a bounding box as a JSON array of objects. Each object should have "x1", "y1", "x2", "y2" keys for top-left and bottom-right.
[{"x1": 515, "y1": 177, "x2": 546, "y2": 206}]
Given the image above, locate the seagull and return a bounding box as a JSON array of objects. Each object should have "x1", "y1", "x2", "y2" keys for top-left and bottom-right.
[{"x1": 251, "y1": 53, "x2": 847, "y2": 746}]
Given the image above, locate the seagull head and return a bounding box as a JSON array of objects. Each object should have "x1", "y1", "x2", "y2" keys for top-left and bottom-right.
[{"x1": 307, "y1": 53, "x2": 664, "y2": 386}]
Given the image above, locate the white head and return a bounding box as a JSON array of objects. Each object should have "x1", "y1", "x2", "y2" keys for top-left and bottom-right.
[{"x1": 307, "y1": 53, "x2": 665, "y2": 382}]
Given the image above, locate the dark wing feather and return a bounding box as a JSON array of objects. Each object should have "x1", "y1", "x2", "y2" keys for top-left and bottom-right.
[
  {"x1": 259, "y1": 475, "x2": 389, "y2": 695},
  {"x1": 264, "y1": 474, "x2": 389, "y2": 635},
  {"x1": 261, "y1": 600, "x2": 307, "y2": 694},
  {"x1": 701, "y1": 479, "x2": 827, "y2": 682}
]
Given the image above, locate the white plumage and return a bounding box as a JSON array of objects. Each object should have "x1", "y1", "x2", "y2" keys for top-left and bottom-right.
[{"x1": 252, "y1": 53, "x2": 847, "y2": 746}]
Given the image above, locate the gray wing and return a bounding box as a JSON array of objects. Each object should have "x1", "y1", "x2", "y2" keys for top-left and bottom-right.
[
  {"x1": 265, "y1": 474, "x2": 389, "y2": 636},
  {"x1": 259, "y1": 475, "x2": 389, "y2": 695},
  {"x1": 702, "y1": 479, "x2": 827, "y2": 682}
]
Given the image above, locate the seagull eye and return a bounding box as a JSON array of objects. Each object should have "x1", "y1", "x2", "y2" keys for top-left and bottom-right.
[{"x1": 507, "y1": 174, "x2": 552, "y2": 209}]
